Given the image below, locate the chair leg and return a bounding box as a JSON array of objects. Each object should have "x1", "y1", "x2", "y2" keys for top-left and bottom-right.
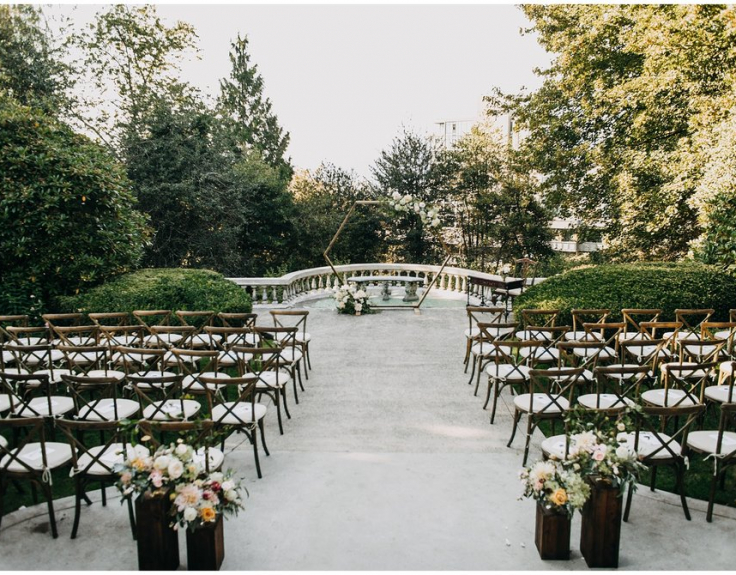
[
  {"x1": 473, "y1": 359, "x2": 485, "y2": 397},
  {"x1": 0, "y1": 477, "x2": 6, "y2": 531},
  {"x1": 305, "y1": 343, "x2": 312, "y2": 371},
  {"x1": 43, "y1": 482, "x2": 59, "y2": 539},
  {"x1": 676, "y1": 462, "x2": 691, "y2": 521},
  {"x1": 467, "y1": 355, "x2": 477, "y2": 386},
  {"x1": 249, "y1": 425, "x2": 262, "y2": 479},
  {"x1": 707, "y1": 461, "x2": 720, "y2": 522},
  {"x1": 274, "y1": 391, "x2": 284, "y2": 436},
  {"x1": 296, "y1": 362, "x2": 305, "y2": 392},
  {"x1": 522, "y1": 417, "x2": 534, "y2": 466},
  {"x1": 463, "y1": 339, "x2": 472, "y2": 372},
  {"x1": 507, "y1": 409, "x2": 521, "y2": 448},
  {"x1": 127, "y1": 496, "x2": 137, "y2": 540},
  {"x1": 100, "y1": 481, "x2": 107, "y2": 506},
  {"x1": 301, "y1": 354, "x2": 309, "y2": 381},
  {"x1": 259, "y1": 419, "x2": 270, "y2": 456},
  {"x1": 281, "y1": 386, "x2": 291, "y2": 419},
  {"x1": 623, "y1": 482, "x2": 634, "y2": 522},
  {"x1": 71, "y1": 480, "x2": 83, "y2": 539},
  {"x1": 483, "y1": 377, "x2": 494, "y2": 411},
  {"x1": 650, "y1": 466, "x2": 658, "y2": 491},
  {"x1": 292, "y1": 371, "x2": 300, "y2": 405}
]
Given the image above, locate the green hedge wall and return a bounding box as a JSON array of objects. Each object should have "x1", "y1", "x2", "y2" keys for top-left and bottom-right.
[
  {"x1": 514, "y1": 262, "x2": 736, "y2": 325},
  {"x1": 58, "y1": 268, "x2": 252, "y2": 315}
]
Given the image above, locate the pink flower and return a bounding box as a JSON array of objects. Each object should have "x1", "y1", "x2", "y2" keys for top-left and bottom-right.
[
  {"x1": 593, "y1": 450, "x2": 606, "y2": 461},
  {"x1": 120, "y1": 472, "x2": 132, "y2": 484},
  {"x1": 150, "y1": 470, "x2": 163, "y2": 488}
]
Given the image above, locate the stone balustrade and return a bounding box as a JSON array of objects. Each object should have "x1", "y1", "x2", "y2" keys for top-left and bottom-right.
[{"x1": 227, "y1": 263, "x2": 542, "y2": 307}]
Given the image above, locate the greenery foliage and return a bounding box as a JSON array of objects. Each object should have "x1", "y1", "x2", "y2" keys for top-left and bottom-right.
[
  {"x1": 0, "y1": 98, "x2": 148, "y2": 317},
  {"x1": 514, "y1": 262, "x2": 736, "y2": 325},
  {"x1": 58, "y1": 268, "x2": 252, "y2": 314}
]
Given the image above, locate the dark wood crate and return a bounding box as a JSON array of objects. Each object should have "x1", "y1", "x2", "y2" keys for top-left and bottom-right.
[
  {"x1": 135, "y1": 491, "x2": 180, "y2": 571},
  {"x1": 535, "y1": 502, "x2": 571, "y2": 560},
  {"x1": 580, "y1": 480, "x2": 623, "y2": 568},
  {"x1": 186, "y1": 515, "x2": 225, "y2": 571}
]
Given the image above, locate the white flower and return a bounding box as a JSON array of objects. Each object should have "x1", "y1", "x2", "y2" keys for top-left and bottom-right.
[
  {"x1": 355, "y1": 290, "x2": 367, "y2": 299},
  {"x1": 414, "y1": 204, "x2": 421, "y2": 213},
  {"x1": 225, "y1": 489, "x2": 237, "y2": 502},
  {"x1": 431, "y1": 218, "x2": 441, "y2": 228},
  {"x1": 175, "y1": 444, "x2": 188, "y2": 456},
  {"x1": 419, "y1": 202, "x2": 426, "y2": 208},
  {"x1": 615, "y1": 445, "x2": 631, "y2": 460},
  {"x1": 392, "y1": 191, "x2": 401, "y2": 201},
  {"x1": 617, "y1": 422, "x2": 626, "y2": 432},
  {"x1": 168, "y1": 459, "x2": 184, "y2": 479},
  {"x1": 209, "y1": 472, "x2": 224, "y2": 483},
  {"x1": 183, "y1": 507, "x2": 198, "y2": 522},
  {"x1": 221, "y1": 480, "x2": 234, "y2": 491},
  {"x1": 337, "y1": 302, "x2": 345, "y2": 309},
  {"x1": 153, "y1": 455, "x2": 170, "y2": 471},
  {"x1": 354, "y1": 303, "x2": 363, "y2": 312}
]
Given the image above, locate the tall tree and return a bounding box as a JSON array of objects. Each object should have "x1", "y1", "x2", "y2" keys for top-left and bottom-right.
[
  {"x1": 493, "y1": 5, "x2": 736, "y2": 262},
  {"x1": 0, "y1": 5, "x2": 71, "y2": 114},
  {"x1": 372, "y1": 128, "x2": 446, "y2": 263},
  {"x1": 218, "y1": 34, "x2": 291, "y2": 174}
]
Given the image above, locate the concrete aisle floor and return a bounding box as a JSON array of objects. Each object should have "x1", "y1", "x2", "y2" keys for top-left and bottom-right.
[{"x1": 1, "y1": 305, "x2": 735, "y2": 570}]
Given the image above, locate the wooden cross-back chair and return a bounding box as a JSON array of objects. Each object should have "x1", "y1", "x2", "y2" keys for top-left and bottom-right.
[
  {"x1": 254, "y1": 326, "x2": 305, "y2": 402},
  {"x1": 0, "y1": 371, "x2": 74, "y2": 419},
  {"x1": 642, "y1": 361, "x2": 718, "y2": 409},
  {"x1": 0, "y1": 416, "x2": 73, "y2": 538},
  {"x1": 467, "y1": 321, "x2": 517, "y2": 390},
  {"x1": 620, "y1": 309, "x2": 662, "y2": 343},
  {"x1": 669, "y1": 309, "x2": 715, "y2": 341},
  {"x1": 567, "y1": 309, "x2": 611, "y2": 341},
  {"x1": 41, "y1": 313, "x2": 86, "y2": 330},
  {"x1": 137, "y1": 419, "x2": 224, "y2": 475},
  {"x1": 463, "y1": 307, "x2": 508, "y2": 371},
  {"x1": 269, "y1": 310, "x2": 313, "y2": 375},
  {"x1": 218, "y1": 312, "x2": 258, "y2": 329},
  {"x1": 175, "y1": 311, "x2": 216, "y2": 349},
  {"x1": 61, "y1": 373, "x2": 139, "y2": 422},
  {"x1": 56, "y1": 418, "x2": 142, "y2": 539},
  {"x1": 485, "y1": 339, "x2": 536, "y2": 424}
]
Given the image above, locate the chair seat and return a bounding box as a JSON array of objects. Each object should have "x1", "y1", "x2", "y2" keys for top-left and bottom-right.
[
  {"x1": 129, "y1": 371, "x2": 177, "y2": 388},
  {"x1": 687, "y1": 430, "x2": 736, "y2": 457},
  {"x1": 256, "y1": 370, "x2": 292, "y2": 388},
  {"x1": 84, "y1": 369, "x2": 127, "y2": 381},
  {"x1": 624, "y1": 431, "x2": 681, "y2": 460},
  {"x1": 279, "y1": 348, "x2": 303, "y2": 363},
  {"x1": 1, "y1": 350, "x2": 15, "y2": 364},
  {"x1": 564, "y1": 331, "x2": 601, "y2": 342},
  {"x1": 226, "y1": 333, "x2": 258, "y2": 346},
  {"x1": 143, "y1": 334, "x2": 183, "y2": 346},
  {"x1": 617, "y1": 333, "x2": 647, "y2": 343},
  {"x1": 714, "y1": 330, "x2": 733, "y2": 341},
  {"x1": 212, "y1": 402, "x2": 267, "y2": 424},
  {"x1": 572, "y1": 346, "x2": 616, "y2": 360},
  {"x1": 63, "y1": 351, "x2": 104, "y2": 365},
  {"x1": 625, "y1": 344, "x2": 670, "y2": 359},
  {"x1": 32, "y1": 368, "x2": 74, "y2": 384},
  {"x1": 519, "y1": 347, "x2": 560, "y2": 363},
  {"x1": 603, "y1": 364, "x2": 654, "y2": 379},
  {"x1": 77, "y1": 398, "x2": 140, "y2": 421},
  {"x1": 103, "y1": 335, "x2": 140, "y2": 347},
  {"x1": 76, "y1": 443, "x2": 150, "y2": 476},
  {"x1": 464, "y1": 326, "x2": 481, "y2": 340},
  {"x1": 294, "y1": 332, "x2": 312, "y2": 344},
  {"x1": 0, "y1": 442, "x2": 73, "y2": 472},
  {"x1": 641, "y1": 388, "x2": 700, "y2": 407},
  {"x1": 515, "y1": 330, "x2": 553, "y2": 341},
  {"x1": 193, "y1": 447, "x2": 225, "y2": 472},
  {"x1": 217, "y1": 351, "x2": 252, "y2": 367},
  {"x1": 704, "y1": 385, "x2": 736, "y2": 403},
  {"x1": 485, "y1": 363, "x2": 531, "y2": 382},
  {"x1": 578, "y1": 393, "x2": 635, "y2": 411},
  {"x1": 112, "y1": 351, "x2": 160, "y2": 364},
  {"x1": 720, "y1": 362, "x2": 734, "y2": 375},
  {"x1": 470, "y1": 343, "x2": 501, "y2": 358},
  {"x1": 13, "y1": 396, "x2": 75, "y2": 417},
  {"x1": 190, "y1": 334, "x2": 220, "y2": 348},
  {"x1": 0, "y1": 394, "x2": 14, "y2": 413},
  {"x1": 22, "y1": 349, "x2": 65, "y2": 365},
  {"x1": 663, "y1": 331, "x2": 701, "y2": 341},
  {"x1": 142, "y1": 399, "x2": 201, "y2": 420},
  {"x1": 513, "y1": 393, "x2": 569, "y2": 413},
  {"x1": 660, "y1": 362, "x2": 709, "y2": 379},
  {"x1": 541, "y1": 434, "x2": 567, "y2": 460},
  {"x1": 1, "y1": 367, "x2": 29, "y2": 376},
  {"x1": 182, "y1": 372, "x2": 230, "y2": 392}
]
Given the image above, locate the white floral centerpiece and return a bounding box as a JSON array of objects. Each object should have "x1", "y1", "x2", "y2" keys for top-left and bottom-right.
[
  {"x1": 170, "y1": 470, "x2": 245, "y2": 532},
  {"x1": 520, "y1": 459, "x2": 591, "y2": 517},
  {"x1": 334, "y1": 283, "x2": 372, "y2": 315},
  {"x1": 387, "y1": 191, "x2": 441, "y2": 228},
  {"x1": 115, "y1": 439, "x2": 200, "y2": 497}
]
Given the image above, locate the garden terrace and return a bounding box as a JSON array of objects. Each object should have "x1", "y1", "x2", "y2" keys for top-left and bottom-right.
[{"x1": 1, "y1": 306, "x2": 734, "y2": 570}]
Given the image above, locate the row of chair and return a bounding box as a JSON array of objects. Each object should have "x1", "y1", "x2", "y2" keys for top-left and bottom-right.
[{"x1": 462, "y1": 306, "x2": 736, "y2": 523}]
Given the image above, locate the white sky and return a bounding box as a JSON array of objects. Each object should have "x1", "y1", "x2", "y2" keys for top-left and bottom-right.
[{"x1": 49, "y1": 3, "x2": 551, "y2": 178}]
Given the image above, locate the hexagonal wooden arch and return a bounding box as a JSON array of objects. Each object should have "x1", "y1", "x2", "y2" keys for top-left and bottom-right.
[{"x1": 323, "y1": 200, "x2": 454, "y2": 310}]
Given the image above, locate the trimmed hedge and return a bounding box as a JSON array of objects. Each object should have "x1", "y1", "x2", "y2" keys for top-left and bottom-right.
[
  {"x1": 58, "y1": 268, "x2": 252, "y2": 315},
  {"x1": 514, "y1": 262, "x2": 736, "y2": 326}
]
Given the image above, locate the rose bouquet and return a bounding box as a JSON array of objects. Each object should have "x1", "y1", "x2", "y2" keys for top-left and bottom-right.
[
  {"x1": 170, "y1": 470, "x2": 245, "y2": 532},
  {"x1": 115, "y1": 439, "x2": 203, "y2": 498},
  {"x1": 519, "y1": 459, "x2": 591, "y2": 517},
  {"x1": 387, "y1": 191, "x2": 441, "y2": 228},
  {"x1": 334, "y1": 283, "x2": 371, "y2": 315}
]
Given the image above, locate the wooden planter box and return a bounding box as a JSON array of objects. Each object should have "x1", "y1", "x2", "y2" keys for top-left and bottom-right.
[
  {"x1": 580, "y1": 479, "x2": 623, "y2": 568},
  {"x1": 135, "y1": 491, "x2": 180, "y2": 571},
  {"x1": 186, "y1": 515, "x2": 225, "y2": 571},
  {"x1": 535, "y1": 502, "x2": 571, "y2": 560}
]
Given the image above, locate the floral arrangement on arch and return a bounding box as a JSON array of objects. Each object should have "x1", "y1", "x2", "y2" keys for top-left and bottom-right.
[
  {"x1": 387, "y1": 191, "x2": 441, "y2": 228},
  {"x1": 519, "y1": 459, "x2": 591, "y2": 517},
  {"x1": 334, "y1": 283, "x2": 371, "y2": 315},
  {"x1": 115, "y1": 438, "x2": 246, "y2": 531}
]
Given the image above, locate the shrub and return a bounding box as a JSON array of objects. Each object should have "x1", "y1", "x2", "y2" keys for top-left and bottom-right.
[
  {"x1": 514, "y1": 262, "x2": 736, "y2": 325},
  {"x1": 58, "y1": 269, "x2": 252, "y2": 314},
  {"x1": 0, "y1": 98, "x2": 148, "y2": 317}
]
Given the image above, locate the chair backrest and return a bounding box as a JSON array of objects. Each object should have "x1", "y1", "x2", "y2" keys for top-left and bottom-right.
[
  {"x1": 115, "y1": 346, "x2": 167, "y2": 376},
  {"x1": 232, "y1": 345, "x2": 284, "y2": 381},
  {"x1": 633, "y1": 403, "x2": 705, "y2": 462},
  {"x1": 201, "y1": 375, "x2": 259, "y2": 427},
  {"x1": 676, "y1": 338, "x2": 725, "y2": 364},
  {"x1": 528, "y1": 366, "x2": 586, "y2": 411},
  {"x1": 592, "y1": 364, "x2": 649, "y2": 408},
  {"x1": 639, "y1": 321, "x2": 682, "y2": 352},
  {"x1": 57, "y1": 344, "x2": 110, "y2": 375},
  {"x1": 133, "y1": 310, "x2": 172, "y2": 328},
  {"x1": 269, "y1": 310, "x2": 309, "y2": 335},
  {"x1": 170, "y1": 348, "x2": 223, "y2": 394},
  {"x1": 218, "y1": 312, "x2": 258, "y2": 329},
  {"x1": 674, "y1": 309, "x2": 714, "y2": 338},
  {"x1": 521, "y1": 309, "x2": 559, "y2": 329},
  {"x1": 42, "y1": 313, "x2": 86, "y2": 329},
  {"x1": 175, "y1": 311, "x2": 215, "y2": 332},
  {"x1": 622, "y1": 309, "x2": 662, "y2": 338},
  {"x1": 0, "y1": 371, "x2": 53, "y2": 418},
  {"x1": 3, "y1": 343, "x2": 56, "y2": 373},
  {"x1": 618, "y1": 337, "x2": 668, "y2": 372},
  {"x1": 0, "y1": 315, "x2": 29, "y2": 344},
  {"x1": 572, "y1": 309, "x2": 611, "y2": 334},
  {"x1": 56, "y1": 418, "x2": 132, "y2": 478},
  {"x1": 557, "y1": 340, "x2": 610, "y2": 374},
  {"x1": 701, "y1": 321, "x2": 736, "y2": 360},
  {"x1": 466, "y1": 307, "x2": 506, "y2": 335},
  {"x1": 88, "y1": 312, "x2": 132, "y2": 327},
  {"x1": 61, "y1": 373, "x2": 124, "y2": 420},
  {"x1": 99, "y1": 325, "x2": 145, "y2": 348},
  {"x1": 53, "y1": 325, "x2": 100, "y2": 348},
  {"x1": 147, "y1": 325, "x2": 196, "y2": 350},
  {"x1": 660, "y1": 361, "x2": 718, "y2": 407},
  {"x1": 0, "y1": 416, "x2": 51, "y2": 476},
  {"x1": 6, "y1": 325, "x2": 52, "y2": 346}
]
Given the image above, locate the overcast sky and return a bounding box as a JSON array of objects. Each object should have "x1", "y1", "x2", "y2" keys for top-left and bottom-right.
[{"x1": 53, "y1": 4, "x2": 551, "y2": 178}]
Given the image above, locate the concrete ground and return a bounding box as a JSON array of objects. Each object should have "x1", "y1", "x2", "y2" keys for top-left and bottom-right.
[{"x1": 1, "y1": 304, "x2": 735, "y2": 570}]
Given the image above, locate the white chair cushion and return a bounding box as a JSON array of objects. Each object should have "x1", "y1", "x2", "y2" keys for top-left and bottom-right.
[
  {"x1": 0, "y1": 435, "x2": 6, "y2": 449},
  {"x1": 182, "y1": 372, "x2": 230, "y2": 392},
  {"x1": 75, "y1": 443, "x2": 149, "y2": 476},
  {"x1": 687, "y1": 430, "x2": 736, "y2": 457},
  {"x1": 77, "y1": 398, "x2": 140, "y2": 421},
  {"x1": 464, "y1": 326, "x2": 481, "y2": 339},
  {"x1": 578, "y1": 393, "x2": 635, "y2": 410},
  {"x1": 0, "y1": 394, "x2": 14, "y2": 413},
  {"x1": 564, "y1": 331, "x2": 601, "y2": 342},
  {"x1": 624, "y1": 431, "x2": 681, "y2": 460},
  {"x1": 22, "y1": 349, "x2": 64, "y2": 365},
  {"x1": 571, "y1": 346, "x2": 617, "y2": 360},
  {"x1": 212, "y1": 402, "x2": 267, "y2": 424},
  {"x1": 485, "y1": 363, "x2": 530, "y2": 382},
  {"x1": 32, "y1": 368, "x2": 73, "y2": 384},
  {"x1": 0, "y1": 442, "x2": 73, "y2": 472},
  {"x1": 193, "y1": 447, "x2": 224, "y2": 472},
  {"x1": 256, "y1": 370, "x2": 292, "y2": 388},
  {"x1": 129, "y1": 371, "x2": 177, "y2": 389},
  {"x1": 602, "y1": 364, "x2": 654, "y2": 379},
  {"x1": 142, "y1": 399, "x2": 201, "y2": 420},
  {"x1": 541, "y1": 434, "x2": 568, "y2": 460},
  {"x1": 515, "y1": 330, "x2": 553, "y2": 341},
  {"x1": 720, "y1": 362, "x2": 735, "y2": 375},
  {"x1": 279, "y1": 348, "x2": 303, "y2": 363},
  {"x1": 470, "y1": 343, "x2": 500, "y2": 358},
  {"x1": 519, "y1": 347, "x2": 560, "y2": 363},
  {"x1": 659, "y1": 362, "x2": 709, "y2": 379},
  {"x1": 14, "y1": 396, "x2": 75, "y2": 417},
  {"x1": 714, "y1": 330, "x2": 733, "y2": 341},
  {"x1": 704, "y1": 385, "x2": 736, "y2": 403},
  {"x1": 294, "y1": 332, "x2": 312, "y2": 344},
  {"x1": 1, "y1": 350, "x2": 15, "y2": 364},
  {"x1": 641, "y1": 388, "x2": 700, "y2": 407},
  {"x1": 83, "y1": 369, "x2": 126, "y2": 381},
  {"x1": 617, "y1": 333, "x2": 647, "y2": 343},
  {"x1": 513, "y1": 393, "x2": 569, "y2": 413},
  {"x1": 217, "y1": 351, "x2": 251, "y2": 366},
  {"x1": 143, "y1": 333, "x2": 182, "y2": 346},
  {"x1": 226, "y1": 333, "x2": 258, "y2": 345}
]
